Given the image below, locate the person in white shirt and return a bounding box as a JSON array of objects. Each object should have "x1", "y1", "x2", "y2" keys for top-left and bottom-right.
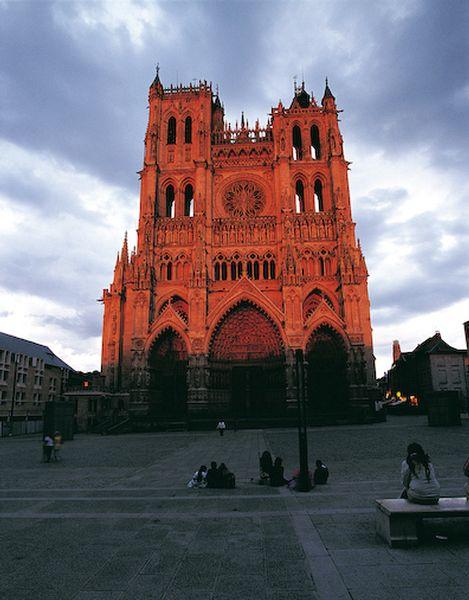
[
  {"x1": 401, "y1": 443, "x2": 440, "y2": 505},
  {"x1": 216, "y1": 420, "x2": 226, "y2": 437}
]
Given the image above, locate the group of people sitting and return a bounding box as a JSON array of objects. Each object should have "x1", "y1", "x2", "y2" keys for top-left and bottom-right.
[
  {"x1": 259, "y1": 451, "x2": 329, "y2": 489},
  {"x1": 188, "y1": 461, "x2": 236, "y2": 489}
]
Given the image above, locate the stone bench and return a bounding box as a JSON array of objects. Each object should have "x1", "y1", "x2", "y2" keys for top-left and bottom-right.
[{"x1": 375, "y1": 497, "x2": 469, "y2": 547}]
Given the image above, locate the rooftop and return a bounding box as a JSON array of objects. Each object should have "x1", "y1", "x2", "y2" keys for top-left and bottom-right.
[{"x1": 0, "y1": 331, "x2": 74, "y2": 370}]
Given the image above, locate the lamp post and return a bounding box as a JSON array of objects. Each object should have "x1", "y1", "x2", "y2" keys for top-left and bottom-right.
[{"x1": 295, "y1": 349, "x2": 312, "y2": 491}]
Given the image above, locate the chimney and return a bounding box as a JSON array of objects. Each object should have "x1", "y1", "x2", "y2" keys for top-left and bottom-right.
[{"x1": 392, "y1": 340, "x2": 401, "y2": 363}]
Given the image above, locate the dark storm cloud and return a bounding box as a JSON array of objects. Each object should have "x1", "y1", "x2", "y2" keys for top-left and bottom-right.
[{"x1": 40, "y1": 307, "x2": 101, "y2": 339}]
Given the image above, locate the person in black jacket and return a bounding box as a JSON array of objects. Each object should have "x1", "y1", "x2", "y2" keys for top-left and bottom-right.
[{"x1": 313, "y1": 460, "x2": 329, "y2": 485}]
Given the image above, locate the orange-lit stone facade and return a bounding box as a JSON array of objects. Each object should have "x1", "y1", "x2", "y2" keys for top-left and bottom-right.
[{"x1": 101, "y1": 73, "x2": 376, "y2": 423}]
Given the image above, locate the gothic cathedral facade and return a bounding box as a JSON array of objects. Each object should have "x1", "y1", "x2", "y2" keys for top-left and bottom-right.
[{"x1": 101, "y1": 72, "x2": 376, "y2": 425}]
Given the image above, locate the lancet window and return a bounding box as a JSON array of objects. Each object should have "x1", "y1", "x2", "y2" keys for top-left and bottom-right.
[
  {"x1": 213, "y1": 253, "x2": 276, "y2": 282},
  {"x1": 310, "y1": 125, "x2": 321, "y2": 159},
  {"x1": 165, "y1": 185, "x2": 175, "y2": 218},
  {"x1": 314, "y1": 179, "x2": 324, "y2": 212},
  {"x1": 292, "y1": 125, "x2": 302, "y2": 160},
  {"x1": 167, "y1": 117, "x2": 176, "y2": 144},
  {"x1": 295, "y1": 180, "x2": 305, "y2": 213},
  {"x1": 184, "y1": 116, "x2": 192, "y2": 144},
  {"x1": 184, "y1": 184, "x2": 194, "y2": 217}
]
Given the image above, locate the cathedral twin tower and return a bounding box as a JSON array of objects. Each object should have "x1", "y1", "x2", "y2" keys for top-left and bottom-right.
[{"x1": 101, "y1": 71, "x2": 376, "y2": 425}]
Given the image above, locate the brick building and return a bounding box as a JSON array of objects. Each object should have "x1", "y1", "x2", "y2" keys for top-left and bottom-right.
[
  {"x1": 101, "y1": 72, "x2": 376, "y2": 425},
  {"x1": 0, "y1": 331, "x2": 72, "y2": 435},
  {"x1": 388, "y1": 332, "x2": 468, "y2": 410}
]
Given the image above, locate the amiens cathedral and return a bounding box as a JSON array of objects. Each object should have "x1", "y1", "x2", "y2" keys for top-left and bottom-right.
[{"x1": 101, "y1": 70, "x2": 377, "y2": 425}]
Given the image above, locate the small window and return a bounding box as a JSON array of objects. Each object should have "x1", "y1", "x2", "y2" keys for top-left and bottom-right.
[
  {"x1": 292, "y1": 125, "x2": 302, "y2": 160},
  {"x1": 166, "y1": 185, "x2": 175, "y2": 218},
  {"x1": 166, "y1": 262, "x2": 173, "y2": 281},
  {"x1": 221, "y1": 262, "x2": 227, "y2": 281},
  {"x1": 270, "y1": 261, "x2": 276, "y2": 279},
  {"x1": 253, "y1": 261, "x2": 260, "y2": 280},
  {"x1": 184, "y1": 116, "x2": 192, "y2": 144},
  {"x1": 263, "y1": 261, "x2": 269, "y2": 280},
  {"x1": 314, "y1": 179, "x2": 324, "y2": 212},
  {"x1": 167, "y1": 117, "x2": 176, "y2": 144},
  {"x1": 295, "y1": 180, "x2": 305, "y2": 213},
  {"x1": 311, "y1": 125, "x2": 321, "y2": 159},
  {"x1": 214, "y1": 263, "x2": 220, "y2": 281},
  {"x1": 184, "y1": 184, "x2": 194, "y2": 217}
]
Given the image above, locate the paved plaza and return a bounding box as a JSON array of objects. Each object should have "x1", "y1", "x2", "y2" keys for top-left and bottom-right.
[{"x1": 0, "y1": 415, "x2": 468, "y2": 600}]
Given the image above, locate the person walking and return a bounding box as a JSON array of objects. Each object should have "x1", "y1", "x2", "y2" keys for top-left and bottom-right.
[
  {"x1": 216, "y1": 419, "x2": 226, "y2": 437},
  {"x1": 53, "y1": 431, "x2": 62, "y2": 462},
  {"x1": 43, "y1": 434, "x2": 54, "y2": 463}
]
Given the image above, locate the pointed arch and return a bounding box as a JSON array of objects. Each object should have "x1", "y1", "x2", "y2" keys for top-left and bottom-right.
[
  {"x1": 147, "y1": 327, "x2": 188, "y2": 417},
  {"x1": 305, "y1": 323, "x2": 348, "y2": 413},
  {"x1": 206, "y1": 290, "x2": 286, "y2": 354},
  {"x1": 209, "y1": 300, "x2": 284, "y2": 361}
]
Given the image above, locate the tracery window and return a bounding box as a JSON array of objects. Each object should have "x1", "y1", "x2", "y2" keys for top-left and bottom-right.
[
  {"x1": 223, "y1": 180, "x2": 265, "y2": 217},
  {"x1": 167, "y1": 117, "x2": 176, "y2": 144}
]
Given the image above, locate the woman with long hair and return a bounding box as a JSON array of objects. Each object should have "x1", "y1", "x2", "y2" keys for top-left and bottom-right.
[
  {"x1": 259, "y1": 451, "x2": 273, "y2": 485},
  {"x1": 401, "y1": 443, "x2": 440, "y2": 504}
]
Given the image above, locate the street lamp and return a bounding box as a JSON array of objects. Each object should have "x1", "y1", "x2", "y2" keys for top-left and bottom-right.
[{"x1": 295, "y1": 349, "x2": 312, "y2": 491}]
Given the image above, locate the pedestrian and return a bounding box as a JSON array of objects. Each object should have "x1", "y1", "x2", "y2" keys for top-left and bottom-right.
[
  {"x1": 401, "y1": 443, "x2": 440, "y2": 504},
  {"x1": 53, "y1": 431, "x2": 62, "y2": 462},
  {"x1": 216, "y1": 419, "x2": 226, "y2": 437},
  {"x1": 43, "y1": 434, "x2": 54, "y2": 463},
  {"x1": 313, "y1": 459, "x2": 329, "y2": 485}
]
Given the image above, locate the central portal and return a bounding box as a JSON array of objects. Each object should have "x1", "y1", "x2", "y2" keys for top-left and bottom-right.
[{"x1": 209, "y1": 301, "x2": 285, "y2": 418}]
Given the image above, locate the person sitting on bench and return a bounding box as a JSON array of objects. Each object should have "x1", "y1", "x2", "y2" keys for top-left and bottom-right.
[{"x1": 401, "y1": 443, "x2": 440, "y2": 505}]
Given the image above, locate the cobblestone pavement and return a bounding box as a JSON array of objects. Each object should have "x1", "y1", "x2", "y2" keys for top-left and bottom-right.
[{"x1": 0, "y1": 416, "x2": 468, "y2": 600}]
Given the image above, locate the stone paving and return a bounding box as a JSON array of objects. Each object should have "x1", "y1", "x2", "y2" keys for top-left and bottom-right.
[{"x1": 0, "y1": 415, "x2": 468, "y2": 600}]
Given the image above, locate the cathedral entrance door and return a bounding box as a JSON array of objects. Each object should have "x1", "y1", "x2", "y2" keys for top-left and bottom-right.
[
  {"x1": 209, "y1": 301, "x2": 286, "y2": 420},
  {"x1": 305, "y1": 325, "x2": 348, "y2": 420},
  {"x1": 149, "y1": 329, "x2": 188, "y2": 418},
  {"x1": 231, "y1": 366, "x2": 264, "y2": 417}
]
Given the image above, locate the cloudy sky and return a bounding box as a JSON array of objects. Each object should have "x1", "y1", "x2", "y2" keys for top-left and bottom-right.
[{"x1": 0, "y1": 0, "x2": 468, "y2": 376}]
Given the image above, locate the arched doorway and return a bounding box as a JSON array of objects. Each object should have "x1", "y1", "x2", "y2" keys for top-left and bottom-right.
[
  {"x1": 148, "y1": 329, "x2": 188, "y2": 417},
  {"x1": 209, "y1": 301, "x2": 285, "y2": 418},
  {"x1": 305, "y1": 325, "x2": 348, "y2": 417}
]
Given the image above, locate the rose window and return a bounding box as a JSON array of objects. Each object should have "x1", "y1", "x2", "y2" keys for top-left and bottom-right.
[{"x1": 223, "y1": 180, "x2": 265, "y2": 217}]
